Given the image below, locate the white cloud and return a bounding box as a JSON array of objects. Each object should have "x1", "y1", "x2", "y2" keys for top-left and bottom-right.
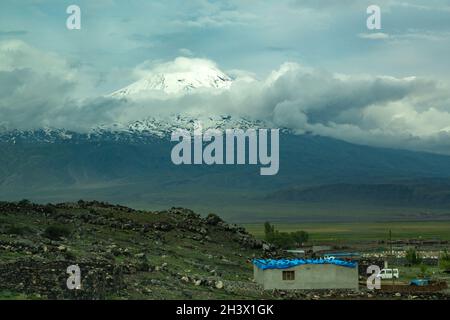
[
  {"x1": 2, "y1": 43, "x2": 450, "y2": 154},
  {"x1": 0, "y1": 40, "x2": 73, "y2": 77},
  {"x1": 358, "y1": 32, "x2": 390, "y2": 40},
  {"x1": 178, "y1": 48, "x2": 194, "y2": 56}
]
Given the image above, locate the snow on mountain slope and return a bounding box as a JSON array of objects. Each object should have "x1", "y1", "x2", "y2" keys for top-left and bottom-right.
[
  {"x1": 0, "y1": 115, "x2": 269, "y2": 143},
  {"x1": 111, "y1": 58, "x2": 232, "y2": 98}
]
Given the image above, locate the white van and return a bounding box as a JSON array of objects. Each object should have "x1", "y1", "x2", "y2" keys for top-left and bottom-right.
[{"x1": 376, "y1": 268, "x2": 399, "y2": 279}]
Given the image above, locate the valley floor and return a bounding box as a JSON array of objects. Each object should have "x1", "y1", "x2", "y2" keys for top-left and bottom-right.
[{"x1": 243, "y1": 221, "x2": 450, "y2": 243}]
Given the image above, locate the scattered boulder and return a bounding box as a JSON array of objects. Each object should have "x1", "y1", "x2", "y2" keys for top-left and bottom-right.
[{"x1": 215, "y1": 281, "x2": 224, "y2": 289}]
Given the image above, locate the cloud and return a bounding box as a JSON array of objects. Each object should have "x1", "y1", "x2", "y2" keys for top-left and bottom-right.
[
  {"x1": 358, "y1": 30, "x2": 450, "y2": 42},
  {"x1": 2, "y1": 0, "x2": 450, "y2": 81},
  {"x1": 358, "y1": 32, "x2": 390, "y2": 40},
  {"x1": 394, "y1": 1, "x2": 450, "y2": 13},
  {"x1": 0, "y1": 30, "x2": 27, "y2": 37},
  {"x1": 178, "y1": 48, "x2": 194, "y2": 56},
  {"x1": 176, "y1": 10, "x2": 257, "y2": 28},
  {"x1": 0, "y1": 40, "x2": 106, "y2": 130},
  {"x1": 1, "y1": 42, "x2": 450, "y2": 154},
  {"x1": 107, "y1": 59, "x2": 450, "y2": 154}
]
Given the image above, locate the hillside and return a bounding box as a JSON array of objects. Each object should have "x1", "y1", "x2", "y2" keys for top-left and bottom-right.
[{"x1": 0, "y1": 200, "x2": 269, "y2": 299}]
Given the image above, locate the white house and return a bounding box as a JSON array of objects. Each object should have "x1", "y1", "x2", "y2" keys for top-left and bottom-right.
[{"x1": 253, "y1": 258, "x2": 359, "y2": 290}]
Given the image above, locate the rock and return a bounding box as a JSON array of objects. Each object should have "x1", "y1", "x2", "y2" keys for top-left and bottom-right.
[
  {"x1": 215, "y1": 280, "x2": 224, "y2": 289},
  {"x1": 395, "y1": 293, "x2": 401, "y2": 297},
  {"x1": 194, "y1": 280, "x2": 202, "y2": 286},
  {"x1": 181, "y1": 276, "x2": 189, "y2": 283}
]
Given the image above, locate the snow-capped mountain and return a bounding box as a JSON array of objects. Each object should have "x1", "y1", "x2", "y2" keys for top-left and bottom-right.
[
  {"x1": 0, "y1": 57, "x2": 269, "y2": 143},
  {"x1": 111, "y1": 58, "x2": 232, "y2": 97}
]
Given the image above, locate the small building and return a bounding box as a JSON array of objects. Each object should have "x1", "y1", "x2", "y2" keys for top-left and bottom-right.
[
  {"x1": 253, "y1": 258, "x2": 359, "y2": 290},
  {"x1": 321, "y1": 252, "x2": 361, "y2": 260},
  {"x1": 285, "y1": 249, "x2": 306, "y2": 258},
  {"x1": 312, "y1": 245, "x2": 332, "y2": 253}
]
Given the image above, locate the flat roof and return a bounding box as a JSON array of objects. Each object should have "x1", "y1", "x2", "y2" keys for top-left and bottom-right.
[{"x1": 253, "y1": 258, "x2": 357, "y2": 270}]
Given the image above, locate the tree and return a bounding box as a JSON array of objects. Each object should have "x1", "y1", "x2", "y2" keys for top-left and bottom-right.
[
  {"x1": 264, "y1": 222, "x2": 275, "y2": 241},
  {"x1": 439, "y1": 250, "x2": 450, "y2": 272},
  {"x1": 291, "y1": 231, "x2": 309, "y2": 245},
  {"x1": 405, "y1": 248, "x2": 422, "y2": 265},
  {"x1": 263, "y1": 222, "x2": 309, "y2": 249},
  {"x1": 419, "y1": 264, "x2": 429, "y2": 278}
]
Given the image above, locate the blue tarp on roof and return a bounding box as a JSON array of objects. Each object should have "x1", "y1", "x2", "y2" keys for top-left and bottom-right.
[{"x1": 253, "y1": 258, "x2": 357, "y2": 270}]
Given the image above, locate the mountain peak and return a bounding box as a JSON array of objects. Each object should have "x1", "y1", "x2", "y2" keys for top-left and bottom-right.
[{"x1": 111, "y1": 57, "x2": 232, "y2": 98}]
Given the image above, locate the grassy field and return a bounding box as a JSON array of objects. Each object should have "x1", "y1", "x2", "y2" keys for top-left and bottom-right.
[{"x1": 243, "y1": 221, "x2": 450, "y2": 243}]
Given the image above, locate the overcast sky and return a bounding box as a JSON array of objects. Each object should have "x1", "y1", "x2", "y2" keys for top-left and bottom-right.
[{"x1": 1, "y1": 0, "x2": 450, "y2": 153}]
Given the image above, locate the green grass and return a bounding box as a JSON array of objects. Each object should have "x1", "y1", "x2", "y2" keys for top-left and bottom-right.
[
  {"x1": 243, "y1": 221, "x2": 450, "y2": 243},
  {"x1": 0, "y1": 290, "x2": 44, "y2": 300}
]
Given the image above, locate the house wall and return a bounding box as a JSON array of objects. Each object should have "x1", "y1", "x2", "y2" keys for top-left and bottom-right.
[
  {"x1": 256, "y1": 263, "x2": 358, "y2": 290},
  {"x1": 253, "y1": 265, "x2": 264, "y2": 285}
]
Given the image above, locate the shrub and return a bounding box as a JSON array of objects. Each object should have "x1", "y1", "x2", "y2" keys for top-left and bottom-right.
[
  {"x1": 43, "y1": 204, "x2": 57, "y2": 215},
  {"x1": 206, "y1": 213, "x2": 222, "y2": 225},
  {"x1": 64, "y1": 250, "x2": 77, "y2": 260},
  {"x1": 43, "y1": 224, "x2": 72, "y2": 240},
  {"x1": 18, "y1": 199, "x2": 31, "y2": 206}
]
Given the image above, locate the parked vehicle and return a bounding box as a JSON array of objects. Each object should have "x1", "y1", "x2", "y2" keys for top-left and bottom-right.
[{"x1": 376, "y1": 268, "x2": 399, "y2": 279}]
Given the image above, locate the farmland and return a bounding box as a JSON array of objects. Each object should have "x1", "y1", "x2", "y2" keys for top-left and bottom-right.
[{"x1": 243, "y1": 221, "x2": 450, "y2": 243}]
